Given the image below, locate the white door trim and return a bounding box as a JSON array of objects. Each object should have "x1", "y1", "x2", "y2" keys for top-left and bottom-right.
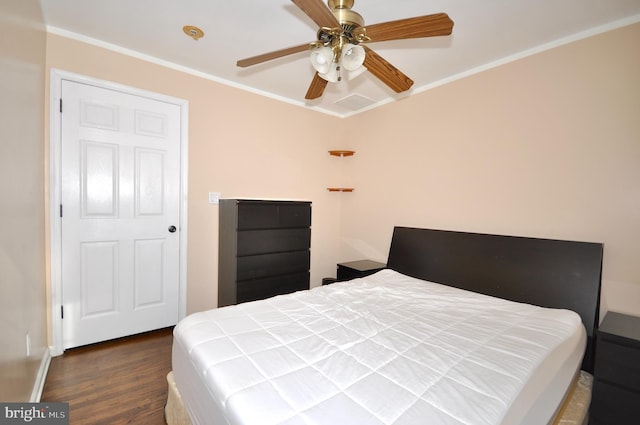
[{"x1": 49, "y1": 69, "x2": 189, "y2": 356}]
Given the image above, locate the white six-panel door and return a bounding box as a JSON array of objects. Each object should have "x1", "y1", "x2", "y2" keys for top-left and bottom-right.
[{"x1": 60, "y1": 80, "x2": 182, "y2": 349}]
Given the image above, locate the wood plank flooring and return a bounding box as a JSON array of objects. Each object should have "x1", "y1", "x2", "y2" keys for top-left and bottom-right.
[{"x1": 41, "y1": 328, "x2": 174, "y2": 425}]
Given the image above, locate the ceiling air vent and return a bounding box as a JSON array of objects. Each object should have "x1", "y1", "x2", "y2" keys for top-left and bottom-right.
[{"x1": 335, "y1": 94, "x2": 376, "y2": 111}]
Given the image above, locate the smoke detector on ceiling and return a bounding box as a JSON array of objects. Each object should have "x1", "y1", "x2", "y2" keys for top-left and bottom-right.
[{"x1": 183, "y1": 25, "x2": 204, "y2": 41}]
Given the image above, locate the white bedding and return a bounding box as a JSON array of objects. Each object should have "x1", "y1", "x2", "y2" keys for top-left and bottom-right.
[{"x1": 172, "y1": 269, "x2": 586, "y2": 425}]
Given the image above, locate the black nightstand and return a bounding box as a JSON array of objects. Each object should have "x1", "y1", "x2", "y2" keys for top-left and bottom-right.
[
  {"x1": 590, "y1": 312, "x2": 640, "y2": 425},
  {"x1": 336, "y1": 260, "x2": 386, "y2": 282}
]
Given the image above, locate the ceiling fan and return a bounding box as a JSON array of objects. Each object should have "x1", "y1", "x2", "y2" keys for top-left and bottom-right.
[{"x1": 236, "y1": 0, "x2": 454, "y2": 100}]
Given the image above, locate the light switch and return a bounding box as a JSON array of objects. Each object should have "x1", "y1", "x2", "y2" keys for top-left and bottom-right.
[{"x1": 208, "y1": 192, "x2": 220, "y2": 204}]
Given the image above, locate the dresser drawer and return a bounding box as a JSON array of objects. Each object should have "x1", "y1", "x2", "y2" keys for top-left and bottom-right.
[
  {"x1": 595, "y1": 337, "x2": 640, "y2": 391},
  {"x1": 237, "y1": 251, "x2": 310, "y2": 281},
  {"x1": 237, "y1": 202, "x2": 311, "y2": 229},
  {"x1": 590, "y1": 379, "x2": 639, "y2": 425},
  {"x1": 236, "y1": 272, "x2": 309, "y2": 303},
  {"x1": 237, "y1": 228, "x2": 311, "y2": 256}
]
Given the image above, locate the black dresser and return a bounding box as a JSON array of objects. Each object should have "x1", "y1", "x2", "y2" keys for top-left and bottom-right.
[
  {"x1": 590, "y1": 311, "x2": 640, "y2": 425},
  {"x1": 218, "y1": 199, "x2": 311, "y2": 307}
]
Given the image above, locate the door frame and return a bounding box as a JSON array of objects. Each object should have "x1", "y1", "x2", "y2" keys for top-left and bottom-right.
[{"x1": 49, "y1": 69, "x2": 189, "y2": 356}]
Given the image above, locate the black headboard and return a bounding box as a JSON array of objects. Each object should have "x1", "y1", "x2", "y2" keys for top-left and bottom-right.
[{"x1": 386, "y1": 227, "x2": 603, "y2": 372}]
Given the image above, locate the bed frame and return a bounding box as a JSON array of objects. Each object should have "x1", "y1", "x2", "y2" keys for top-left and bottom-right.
[
  {"x1": 165, "y1": 227, "x2": 603, "y2": 425},
  {"x1": 386, "y1": 227, "x2": 603, "y2": 372}
]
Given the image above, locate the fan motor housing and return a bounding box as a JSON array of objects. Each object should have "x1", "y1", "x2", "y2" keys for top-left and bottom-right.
[
  {"x1": 328, "y1": 0, "x2": 355, "y2": 9},
  {"x1": 328, "y1": 0, "x2": 364, "y2": 28}
]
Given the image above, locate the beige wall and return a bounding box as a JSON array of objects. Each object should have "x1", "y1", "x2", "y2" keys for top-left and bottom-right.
[
  {"x1": 45, "y1": 34, "x2": 345, "y2": 314},
  {"x1": 343, "y1": 23, "x2": 640, "y2": 318},
  {"x1": 44, "y1": 21, "x2": 639, "y2": 342},
  {"x1": 0, "y1": 0, "x2": 48, "y2": 401}
]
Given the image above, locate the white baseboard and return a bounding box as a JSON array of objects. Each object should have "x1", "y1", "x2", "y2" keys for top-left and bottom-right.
[{"x1": 30, "y1": 347, "x2": 52, "y2": 402}]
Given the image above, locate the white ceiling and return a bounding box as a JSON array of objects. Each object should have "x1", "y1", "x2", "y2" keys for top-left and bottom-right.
[{"x1": 40, "y1": 0, "x2": 640, "y2": 117}]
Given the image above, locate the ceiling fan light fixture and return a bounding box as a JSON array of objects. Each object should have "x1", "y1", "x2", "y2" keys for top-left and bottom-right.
[
  {"x1": 311, "y1": 43, "x2": 365, "y2": 83},
  {"x1": 237, "y1": 0, "x2": 455, "y2": 100},
  {"x1": 317, "y1": 62, "x2": 341, "y2": 83},
  {"x1": 341, "y1": 43, "x2": 365, "y2": 71},
  {"x1": 310, "y1": 46, "x2": 334, "y2": 74}
]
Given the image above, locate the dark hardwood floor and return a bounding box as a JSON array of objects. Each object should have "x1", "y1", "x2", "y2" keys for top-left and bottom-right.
[{"x1": 42, "y1": 328, "x2": 174, "y2": 425}]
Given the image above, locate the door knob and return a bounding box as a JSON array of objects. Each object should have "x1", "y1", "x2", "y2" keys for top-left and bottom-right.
[{"x1": 168, "y1": 225, "x2": 177, "y2": 233}]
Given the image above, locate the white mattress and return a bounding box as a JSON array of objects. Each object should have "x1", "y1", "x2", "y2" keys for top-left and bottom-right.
[{"x1": 172, "y1": 270, "x2": 586, "y2": 425}]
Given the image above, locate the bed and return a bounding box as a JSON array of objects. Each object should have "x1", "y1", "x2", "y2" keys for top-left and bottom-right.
[{"x1": 167, "y1": 227, "x2": 603, "y2": 425}]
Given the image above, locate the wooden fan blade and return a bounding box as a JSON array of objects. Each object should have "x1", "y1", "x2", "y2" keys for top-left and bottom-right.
[
  {"x1": 362, "y1": 46, "x2": 413, "y2": 93},
  {"x1": 237, "y1": 43, "x2": 311, "y2": 67},
  {"x1": 365, "y1": 13, "x2": 454, "y2": 42},
  {"x1": 291, "y1": 0, "x2": 340, "y2": 29},
  {"x1": 305, "y1": 72, "x2": 328, "y2": 100}
]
